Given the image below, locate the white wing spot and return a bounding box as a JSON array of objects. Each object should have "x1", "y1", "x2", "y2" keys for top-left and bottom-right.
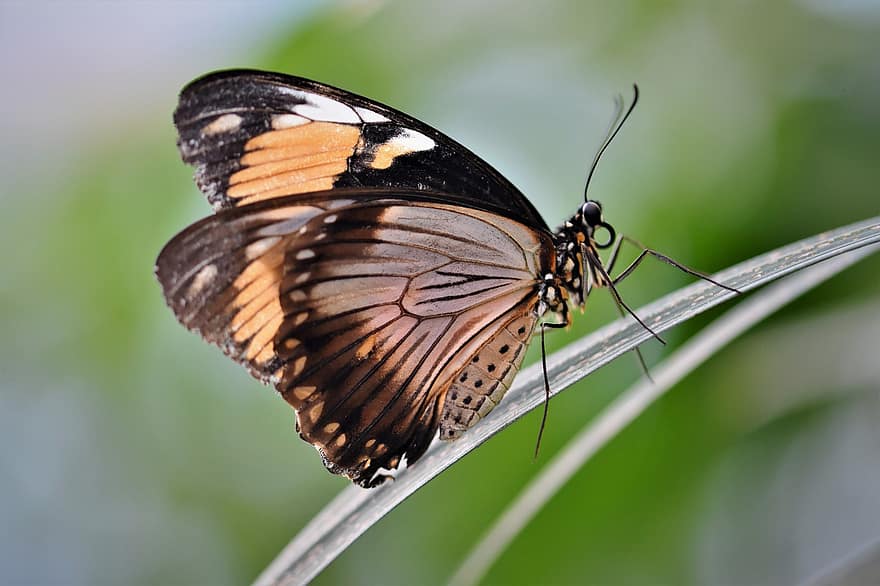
[
  {"x1": 187, "y1": 264, "x2": 217, "y2": 296},
  {"x1": 354, "y1": 106, "x2": 390, "y2": 123},
  {"x1": 201, "y1": 113, "x2": 242, "y2": 135},
  {"x1": 368, "y1": 128, "x2": 436, "y2": 170},
  {"x1": 292, "y1": 385, "x2": 314, "y2": 400},
  {"x1": 271, "y1": 113, "x2": 309, "y2": 129},
  {"x1": 292, "y1": 356, "x2": 307, "y2": 377},
  {"x1": 323, "y1": 214, "x2": 338, "y2": 224},
  {"x1": 296, "y1": 249, "x2": 316, "y2": 260},
  {"x1": 308, "y1": 401, "x2": 324, "y2": 421},
  {"x1": 391, "y1": 128, "x2": 435, "y2": 152},
  {"x1": 244, "y1": 236, "x2": 281, "y2": 260},
  {"x1": 288, "y1": 289, "x2": 308, "y2": 302},
  {"x1": 279, "y1": 87, "x2": 360, "y2": 123}
]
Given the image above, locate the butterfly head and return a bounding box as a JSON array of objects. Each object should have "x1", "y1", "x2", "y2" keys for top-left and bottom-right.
[
  {"x1": 578, "y1": 200, "x2": 616, "y2": 248},
  {"x1": 551, "y1": 199, "x2": 617, "y2": 312}
]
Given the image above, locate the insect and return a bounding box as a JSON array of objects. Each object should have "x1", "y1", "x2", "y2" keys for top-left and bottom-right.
[{"x1": 156, "y1": 70, "x2": 733, "y2": 487}]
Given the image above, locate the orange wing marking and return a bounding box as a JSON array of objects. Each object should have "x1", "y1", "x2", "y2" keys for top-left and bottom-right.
[{"x1": 227, "y1": 122, "x2": 362, "y2": 205}]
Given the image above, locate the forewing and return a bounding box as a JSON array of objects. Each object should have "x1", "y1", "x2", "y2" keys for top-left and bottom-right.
[
  {"x1": 156, "y1": 194, "x2": 553, "y2": 486},
  {"x1": 174, "y1": 69, "x2": 548, "y2": 229}
]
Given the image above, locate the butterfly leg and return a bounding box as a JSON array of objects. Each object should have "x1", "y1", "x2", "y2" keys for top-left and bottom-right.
[
  {"x1": 600, "y1": 235, "x2": 738, "y2": 382},
  {"x1": 604, "y1": 233, "x2": 626, "y2": 276},
  {"x1": 535, "y1": 308, "x2": 568, "y2": 458},
  {"x1": 600, "y1": 235, "x2": 654, "y2": 380},
  {"x1": 585, "y1": 243, "x2": 666, "y2": 346},
  {"x1": 611, "y1": 236, "x2": 739, "y2": 293}
]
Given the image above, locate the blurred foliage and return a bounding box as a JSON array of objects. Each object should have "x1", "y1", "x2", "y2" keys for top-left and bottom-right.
[{"x1": 1, "y1": 1, "x2": 878, "y2": 585}]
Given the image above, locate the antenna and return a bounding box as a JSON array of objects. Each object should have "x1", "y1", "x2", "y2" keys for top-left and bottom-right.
[{"x1": 583, "y1": 84, "x2": 639, "y2": 201}]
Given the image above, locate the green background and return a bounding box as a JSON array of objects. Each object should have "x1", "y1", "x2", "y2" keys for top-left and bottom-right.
[{"x1": 2, "y1": 1, "x2": 878, "y2": 584}]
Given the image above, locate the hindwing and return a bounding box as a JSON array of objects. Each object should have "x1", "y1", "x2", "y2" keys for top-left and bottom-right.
[{"x1": 156, "y1": 191, "x2": 553, "y2": 486}]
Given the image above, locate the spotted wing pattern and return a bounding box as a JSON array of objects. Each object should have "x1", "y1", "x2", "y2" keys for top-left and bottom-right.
[
  {"x1": 439, "y1": 310, "x2": 538, "y2": 440},
  {"x1": 156, "y1": 191, "x2": 553, "y2": 486},
  {"x1": 173, "y1": 70, "x2": 548, "y2": 229}
]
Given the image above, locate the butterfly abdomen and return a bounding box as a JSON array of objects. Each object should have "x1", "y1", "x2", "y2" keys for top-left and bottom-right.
[{"x1": 439, "y1": 312, "x2": 536, "y2": 440}]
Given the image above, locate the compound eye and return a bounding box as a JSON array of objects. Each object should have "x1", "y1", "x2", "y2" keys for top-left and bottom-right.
[{"x1": 581, "y1": 200, "x2": 603, "y2": 227}]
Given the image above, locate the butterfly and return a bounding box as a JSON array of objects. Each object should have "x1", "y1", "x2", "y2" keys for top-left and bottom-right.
[{"x1": 156, "y1": 70, "x2": 733, "y2": 488}]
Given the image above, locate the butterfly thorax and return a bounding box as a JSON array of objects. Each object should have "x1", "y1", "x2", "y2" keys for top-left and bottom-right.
[{"x1": 546, "y1": 200, "x2": 616, "y2": 323}]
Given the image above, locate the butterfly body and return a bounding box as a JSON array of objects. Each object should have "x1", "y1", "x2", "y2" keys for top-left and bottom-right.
[{"x1": 158, "y1": 70, "x2": 610, "y2": 487}]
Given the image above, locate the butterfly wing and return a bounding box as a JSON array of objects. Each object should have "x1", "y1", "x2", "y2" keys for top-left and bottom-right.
[
  {"x1": 156, "y1": 191, "x2": 553, "y2": 486},
  {"x1": 173, "y1": 69, "x2": 548, "y2": 230}
]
